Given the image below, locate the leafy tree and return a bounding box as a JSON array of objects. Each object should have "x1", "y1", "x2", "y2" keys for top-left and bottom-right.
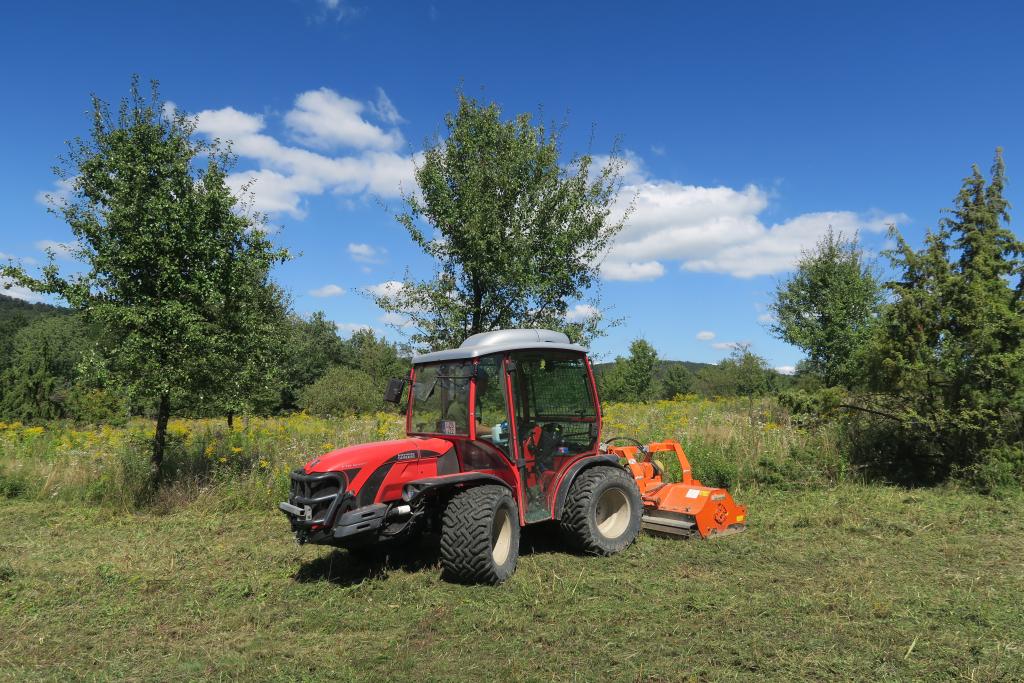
[
  {"x1": 695, "y1": 344, "x2": 776, "y2": 397},
  {"x1": 857, "y1": 149, "x2": 1024, "y2": 487},
  {"x1": 299, "y1": 366, "x2": 382, "y2": 417},
  {"x1": 0, "y1": 294, "x2": 67, "y2": 378},
  {"x1": 0, "y1": 315, "x2": 89, "y2": 421},
  {"x1": 1, "y1": 78, "x2": 289, "y2": 479},
  {"x1": 599, "y1": 338, "x2": 659, "y2": 402},
  {"x1": 339, "y1": 328, "x2": 408, "y2": 386},
  {"x1": 278, "y1": 312, "x2": 347, "y2": 410},
  {"x1": 621, "y1": 338, "x2": 659, "y2": 400},
  {"x1": 372, "y1": 94, "x2": 628, "y2": 350},
  {"x1": 769, "y1": 228, "x2": 883, "y2": 387},
  {"x1": 659, "y1": 363, "x2": 693, "y2": 399}
]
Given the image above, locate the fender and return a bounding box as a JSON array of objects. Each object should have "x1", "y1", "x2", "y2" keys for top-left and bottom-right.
[
  {"x1": 401, "y1": 472, "x2": 513, "y2": 502},
  {"x1": 552, "y1": 455, "x2": 622, "y2": 519}
]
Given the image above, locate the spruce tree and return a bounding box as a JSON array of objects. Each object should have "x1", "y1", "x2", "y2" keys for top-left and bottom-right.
[{"x1": 863, "y1": 149, "x2": 1024, "y2": 486}]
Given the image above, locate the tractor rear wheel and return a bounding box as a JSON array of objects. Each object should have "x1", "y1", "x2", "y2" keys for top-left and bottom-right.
[
  {"x1": 440, "y1": 485, "x2": 520, "y2": 584},
  {"x1": 560, "y1": 466, "x2": 641, "y2": 555}
]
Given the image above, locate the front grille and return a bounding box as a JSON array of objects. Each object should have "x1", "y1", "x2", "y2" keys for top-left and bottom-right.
[{"x1": 285, "y1": 468, "x2": 358, "y2": 529}]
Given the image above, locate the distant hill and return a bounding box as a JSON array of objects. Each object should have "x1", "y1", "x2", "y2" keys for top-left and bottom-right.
[{"x1": 0, "y1": 292, "x2": 65, "y2": 322}]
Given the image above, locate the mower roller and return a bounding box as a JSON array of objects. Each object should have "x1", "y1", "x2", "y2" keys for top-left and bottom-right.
[{"x1": 605, "y1": 438, "x2": 747, "y2": 539}]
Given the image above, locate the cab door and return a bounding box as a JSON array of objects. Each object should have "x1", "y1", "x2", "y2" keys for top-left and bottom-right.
[{"x1": 507, "y1": 350, "x2": 600, "y2": 523}]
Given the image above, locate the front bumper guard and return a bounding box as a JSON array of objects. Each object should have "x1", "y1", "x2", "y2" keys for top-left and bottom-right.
[
  {"x1": 279, "y1": 469, "x2": 352, "y2": 530},
  {"x1": 279, "y1": 468, "x2": 393, "y2": 542}
]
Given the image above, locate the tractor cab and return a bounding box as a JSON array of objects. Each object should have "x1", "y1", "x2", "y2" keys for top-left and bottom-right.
[{"x1": 403, "y1": 330, "x2": 603, "y2": 523}]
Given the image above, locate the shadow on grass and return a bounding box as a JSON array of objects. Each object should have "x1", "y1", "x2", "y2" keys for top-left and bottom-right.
[{"x1": 293, "y1": 521, "x2": 575, "y2": 586}]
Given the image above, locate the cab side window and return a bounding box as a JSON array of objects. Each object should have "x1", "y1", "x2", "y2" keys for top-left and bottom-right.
[
  {"x1": 510, "y1": 352, "x2": 598, "y2": 455},
  {"x1": 474, "y1": 355, "x2": 510, "y2": 453}
]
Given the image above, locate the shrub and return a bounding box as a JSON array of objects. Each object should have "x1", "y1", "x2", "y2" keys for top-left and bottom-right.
[{"x1": 298, "y1": 366, "x2": 382, "y2": 417}]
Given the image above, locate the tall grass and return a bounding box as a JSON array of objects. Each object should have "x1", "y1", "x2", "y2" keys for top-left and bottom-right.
[{"x1": 0, "y1": 396, "x2": 850, "y2": 513}]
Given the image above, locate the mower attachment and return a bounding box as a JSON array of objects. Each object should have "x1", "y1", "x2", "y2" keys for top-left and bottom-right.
[{"x1": 606, "y1": 440, "x2": 747, "y2": 539}]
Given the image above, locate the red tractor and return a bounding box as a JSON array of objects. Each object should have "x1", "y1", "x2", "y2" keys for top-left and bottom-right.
[{"x1": 279, "y1": 329, "x2": 643, "y2": 584}]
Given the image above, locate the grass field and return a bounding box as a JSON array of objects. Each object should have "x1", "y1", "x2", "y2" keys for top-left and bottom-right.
[
  {"x1": 1, "y1": 400, "x2": 1022, "y2": 681},
  {"x1": 2, "y1": 485, "x2": 1022, "y2": 681}
]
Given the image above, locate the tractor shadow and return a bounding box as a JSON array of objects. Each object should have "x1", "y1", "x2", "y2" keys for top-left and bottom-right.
[{"x1": 293, "y1": 522, "x2": 573, "y2": 586}]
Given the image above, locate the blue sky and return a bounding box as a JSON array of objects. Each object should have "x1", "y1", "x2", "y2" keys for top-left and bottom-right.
[{"x1": 2, "y1": 1, "x2": 1022, "y2": 369}]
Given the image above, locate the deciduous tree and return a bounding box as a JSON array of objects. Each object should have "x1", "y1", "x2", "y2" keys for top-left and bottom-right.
[
  {"x1": 372, "y1": 94, "x2": 628, "y2": 350},
  {"x1": 1, "y1": 78, "x2": 289, "y2": 479},
  {"x1": 769, "y1": 228, "x2": 882, "y2": 387}
]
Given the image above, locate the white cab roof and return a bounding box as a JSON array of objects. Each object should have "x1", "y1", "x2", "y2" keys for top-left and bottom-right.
[{"x1": 412, "y1": 328, "x2": 588, "y2": 364}]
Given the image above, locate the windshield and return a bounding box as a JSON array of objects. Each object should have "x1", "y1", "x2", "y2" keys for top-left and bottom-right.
[{"x1": 410, "y1": 361, "x2": 473, "y2": 435}]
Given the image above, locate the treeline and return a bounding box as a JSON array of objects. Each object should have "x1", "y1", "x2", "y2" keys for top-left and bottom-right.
[
  {"x1": 766, "y1": 150, "x2": 1023, "y2": 490},
  {"x1": 0, "y1": 297, "x2": 405, "y2": 424},
  {"x1": 596, "y1": 340, "x2": 789, "y2": 402},
  {"x1": 2, "y1": 289, "x2": 790, "y2": 423}
]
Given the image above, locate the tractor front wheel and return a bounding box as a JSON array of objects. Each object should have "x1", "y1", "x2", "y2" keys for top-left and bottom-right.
[
  {"x1": 560, "y1": 466, "x2": 642, "y2": 555},
  {"x1": 440, "y1": 485, "x2": 520, "y2": 584}
]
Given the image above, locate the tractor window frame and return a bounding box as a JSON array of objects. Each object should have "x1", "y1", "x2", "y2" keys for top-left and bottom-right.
[
  {"x1": 407, "y1": 360, "x2": 474, "y2": 438},
  {"x1": 472, "y1": 353, "x2": 513, "y2": 454}
]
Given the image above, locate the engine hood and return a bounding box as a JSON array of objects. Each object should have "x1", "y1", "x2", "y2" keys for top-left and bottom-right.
[{"x1": 304, "y1": 436, "x2": 453, "y2": 474}]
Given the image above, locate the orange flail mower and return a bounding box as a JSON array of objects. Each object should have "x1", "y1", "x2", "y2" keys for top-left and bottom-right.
[{"x1": 605, "y1": 439, "x2": 747, "y2": 539}]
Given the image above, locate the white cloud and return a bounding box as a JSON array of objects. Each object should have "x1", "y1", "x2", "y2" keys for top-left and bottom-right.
[
  {"x1": 366, "y1": 280, "x2": 405, "y2": 299},
  {"x1": 565, "y1": 303, "x2": 599, "y2": 322},
  {"x1": 696, "y1": 330, "x2": 715, "y2": 341},
  {"x1": 35, "y1": 240, "x2": 77, "y2": 259},
  {"x1": 775, "y1": 365, "x2": 796, "y2": 375},
  {"x1": 601, "y1": 260, "x2": 665, "y2": 281},
  {"x1": 757, "y1": 312, "x2": 775, "y2": 323},
  {"x1": 284, "y1": 88, "x2": 403, "y2": 151},
  {"x1": 650, "y1": 145, "x2": 666, "y2": 156},
  {"x1": 310, "y1": 0, "x2": 360, "y2": 22},
  {"x1": 309, "y1": 284, "x2": 346, "y2": 297},
  {"x1": 711, "y1": 341, "x2": 739, "y2": 350},
  {"x1": 681, "y1": 210, "x2": 903, "y2": 278},
  {"x1": 0, "y1": 252, "x2": 37, "y2": 266},
  {"x1": 379, "y1": 311, "x2": 414, "y2": 328},
  {"x1": 591, "y1": 150, "x2": 647, "y2": 186},
  {"x1": 348, "y1": 243, "x2": 385, "y2": 263},
  {"x1": 223, "y1": 169, "x2": 320, "y2": 219},
  {"x1": 0, "y1": 278, "x2": 45, "y2": 303},
  {"x1": 195, "y1": 106, "x2": 265, "y2": 139},
  {"x1": 192, "y1": 89, "x2": 417, "y2": 218},
  {"x1": 34, "y1": 177, "x2": 76, "y2": 207},
  {"x1": 368, "y1": 87, "x2": 404, "y2": 125},
  {"x1": 602, "y1": 154, "x2": 905, "y2": 280}
]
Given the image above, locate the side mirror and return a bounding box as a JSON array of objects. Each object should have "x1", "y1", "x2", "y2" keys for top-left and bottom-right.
[{"x1": 384, "y1": 378, "x2": 407, "y2": 404}]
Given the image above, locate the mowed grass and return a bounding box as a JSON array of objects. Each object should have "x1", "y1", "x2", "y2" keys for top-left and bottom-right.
[{"x1": 2, "y1": 484, "x2": 1022, "y2": 682}]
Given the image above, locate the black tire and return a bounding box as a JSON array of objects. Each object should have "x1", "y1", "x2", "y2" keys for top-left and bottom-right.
[
  {"x1": 440, "y1": 485, "x2": 520, "y2": 585},
  {"x1": 560, "y1": 466, "x2": 642, "y2": 555}
]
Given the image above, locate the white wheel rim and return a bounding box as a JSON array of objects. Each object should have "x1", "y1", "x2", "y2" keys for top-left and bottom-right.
[
  {"x1": 595, "y1": 487, "x2": 631, "y2": 539},
  {"x1": 491, "y1": 507, "x2": 512, "y2": 565}
]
